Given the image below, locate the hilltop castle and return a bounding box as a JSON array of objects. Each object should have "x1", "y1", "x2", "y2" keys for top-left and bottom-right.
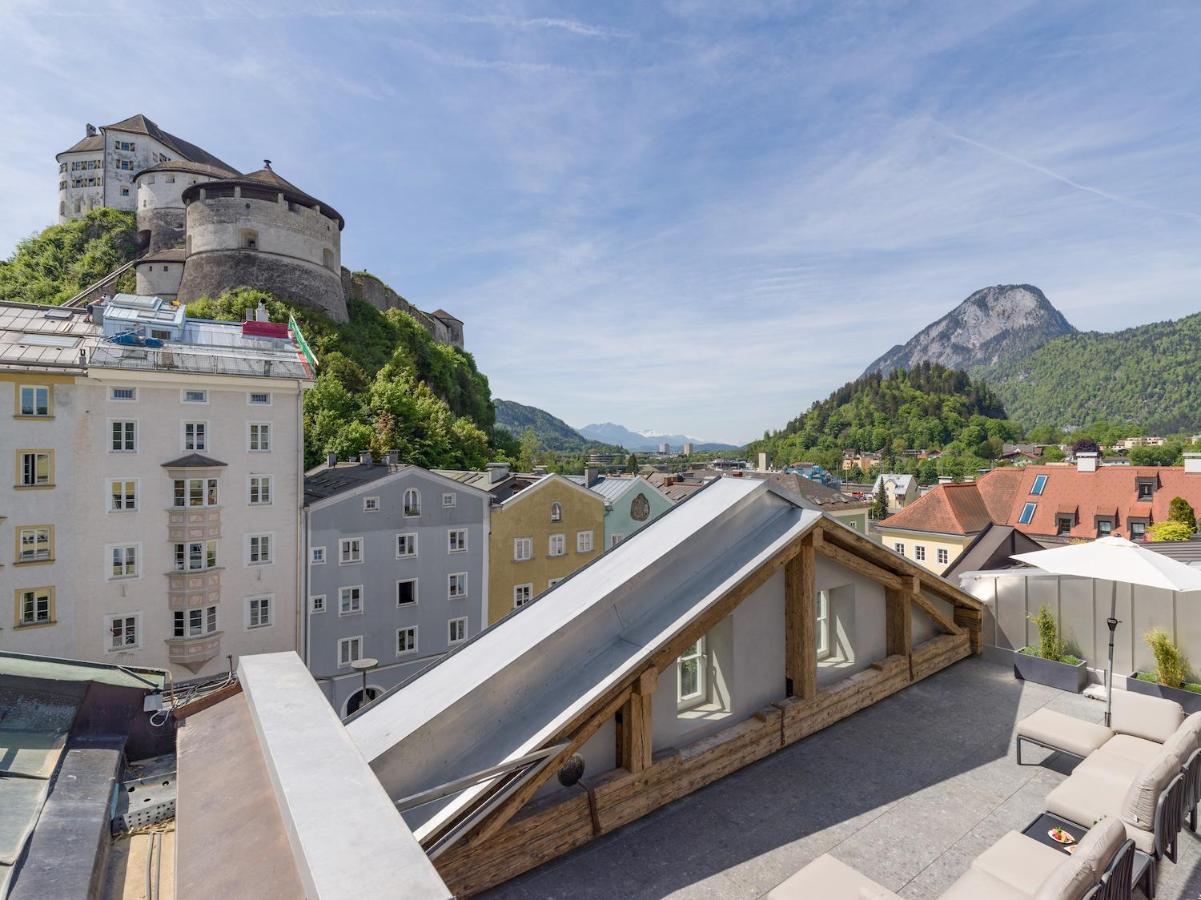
[{"x1": 56, "y1": 115, "x2": 463, "y2": 345}]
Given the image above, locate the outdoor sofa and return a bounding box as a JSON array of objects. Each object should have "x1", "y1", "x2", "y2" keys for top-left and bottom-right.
[{"x1": 768, "y1": 816, "x2": 1133, "y2": 900}]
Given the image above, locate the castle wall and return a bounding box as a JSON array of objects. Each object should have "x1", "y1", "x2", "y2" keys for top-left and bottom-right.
[
  {"x1": 135, "y1": 260, "x2": 184, "y2": 300},
  {"x1": 185, "y1": 194, "x2": 341, "y2": 274},
  {"x1": 136, "y1": 170, "x2": 222, "y2": 252},
  {"x1": 58, "y1": 151, "x2": 105, "y2": 222},
  {"x1": 342, "y1": 270, "x2": 464, "y2": 349},
  {"x1": 178, "y1": 250, "x2": 347, "y2": 322},
  {"x1": 138, "y1": 207, "x2": 186, "y2": 254},
  {"x1": 102, "y1": 130, "x2": 175, "y2": 211}
]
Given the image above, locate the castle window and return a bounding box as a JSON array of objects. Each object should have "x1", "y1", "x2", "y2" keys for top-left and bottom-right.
[
  {"x1": 121, "y1": 187, "x2": 129, "y2": 197},
  {"x1": 166, "y1": 175, "x2": 175, "y2": 183},
  {"x1": 240, "y1": 229, "x2": 258, "y2": 250}
]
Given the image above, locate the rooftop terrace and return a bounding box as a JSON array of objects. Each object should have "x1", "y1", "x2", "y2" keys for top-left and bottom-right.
[{"x1": 485, "y1": 658, "x2": 1201, "y2": 899}]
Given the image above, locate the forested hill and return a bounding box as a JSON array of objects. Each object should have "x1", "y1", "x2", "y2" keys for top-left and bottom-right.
[
  {"x1": 494, "y1": 399, "x2": 591, "y2": 451},
  {"x1": 976, "y1": 312, "x2": 1201, "y2": 434},
  {"x1": 747, "y1": 363, "x2": 1019, "y2": 478}
]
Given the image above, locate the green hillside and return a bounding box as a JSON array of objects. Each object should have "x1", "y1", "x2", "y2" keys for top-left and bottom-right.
[
  {"x1": 748, "y1": 363, "x2": 1020, "y2": 480},
  {"x1": 495, "y1": 398, "x2": 605, "y2": 452},
  {"x1": 0, "y1": 209, "x2": 139, "y2": 305},
  {"x1": 976, "y1": 313, "x2": 1201, "y2": 434}
]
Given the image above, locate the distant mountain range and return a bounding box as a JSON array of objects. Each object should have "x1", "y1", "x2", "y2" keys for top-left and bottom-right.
[
  {"x1": 862, "y1": 283, "x2": 1201, "y2": 433},
  {"x1": 577, "y1": 422, "x2": 737, "y2": 453}
]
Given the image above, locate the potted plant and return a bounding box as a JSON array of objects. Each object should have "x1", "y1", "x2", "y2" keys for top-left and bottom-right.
[
  {"x1": 1013, "y1": 605, "x2": 1089, "y2": 692},
  {"x1": 1127, "y1": 628, "x2": 1201, "y2": 713}
]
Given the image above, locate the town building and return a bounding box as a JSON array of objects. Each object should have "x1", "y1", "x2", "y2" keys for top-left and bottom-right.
[
  {"x1": 302, "y1": 457, "x2": 492, "y2": 715},
  {"x1": 744, "y1": 470, "x2": 872, "y2": 533},
  {"x1": 569, "y1": 469, "x2": 674, "y2": 548},
  {"x1": 485, "y1": 473, "x2": 605, "y2": 625},
  {"x1": 0, "y1": 295, "x2": 313, "y2": 679},
  {"x1": 841, "y1": 449, "x2": 883, "y2": 472},
  {"x1": 871, "y1": 472, "x2": 919, "y2": 512},
  {"x1": 682, "y1": 441, "x2": 694, "y2": 456},
  {"x1": 1114, "y1": 435, "x2": 1166, "y2": 451},
  {"x1": 646, "y1": 469, "x2": 715, "y2": 503}
]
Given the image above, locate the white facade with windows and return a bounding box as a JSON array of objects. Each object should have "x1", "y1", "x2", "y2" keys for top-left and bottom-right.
[{"x1": 0, "y1": 299, "x2": 312, "y2": 678}]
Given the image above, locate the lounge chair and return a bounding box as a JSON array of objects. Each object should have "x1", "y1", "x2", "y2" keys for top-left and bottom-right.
[{"x1": 767, "y1": 817, "x2": 1133, "y2": 900}]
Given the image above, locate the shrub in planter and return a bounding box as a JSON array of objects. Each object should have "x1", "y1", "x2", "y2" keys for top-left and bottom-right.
[
  {"x1": 1128, "y1": 629, "x2": 1201, "y2": 712},
  {"x1": 1014, "y1": 606, "x2": 1087, "y2": 692}
]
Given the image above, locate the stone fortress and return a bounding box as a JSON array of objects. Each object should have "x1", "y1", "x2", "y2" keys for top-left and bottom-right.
[{"x1": 56, "y1": 115, "x2": 463, "y2": 346}]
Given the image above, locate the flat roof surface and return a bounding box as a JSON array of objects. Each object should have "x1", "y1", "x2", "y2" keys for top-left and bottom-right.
[
  {"x1": 0, "y1": 652, "x2": 166, "y2": 690},
  {"x1": 483, "y1": 659, "x2": 1201, "y2": 899}
]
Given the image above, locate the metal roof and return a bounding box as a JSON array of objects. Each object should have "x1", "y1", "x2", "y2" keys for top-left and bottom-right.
[{"x1": 566, "y1": 474, "x2": 664, "y2": 505}]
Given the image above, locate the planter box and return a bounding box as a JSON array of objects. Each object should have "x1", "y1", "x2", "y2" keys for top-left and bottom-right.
[
  {"x1": 1013, "y1": 649, "x2": 1089, "y2": 693},
  {"x1": 1126, "y1": 673, "x2": 1201, "y2": 714}
]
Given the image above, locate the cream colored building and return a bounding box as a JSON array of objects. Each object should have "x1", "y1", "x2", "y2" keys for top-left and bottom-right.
[{"x1": 0, "y1": 296, "x2": 313, "y2": 679}]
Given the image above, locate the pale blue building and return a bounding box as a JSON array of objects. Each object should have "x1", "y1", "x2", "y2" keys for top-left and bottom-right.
[{"x1": 571, "y1": 471, "x2": 674, "y2": 548}]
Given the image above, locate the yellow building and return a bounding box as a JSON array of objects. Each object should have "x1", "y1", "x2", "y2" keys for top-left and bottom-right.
[
  {"x1": 487, "y1": 474, "x2": 605, "y2": 624},
  {"x1": 874, "y1": 481, "x2": 998, "y2": 575}
]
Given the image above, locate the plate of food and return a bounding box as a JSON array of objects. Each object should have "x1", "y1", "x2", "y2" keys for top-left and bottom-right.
[{"x1": 1048, "y1": 827, "x2": 1076, "y2": 845}]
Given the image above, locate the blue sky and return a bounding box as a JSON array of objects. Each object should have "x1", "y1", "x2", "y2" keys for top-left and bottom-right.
[{"x1": 3, "y1": 2, "x2": 1200, "y2": 444}]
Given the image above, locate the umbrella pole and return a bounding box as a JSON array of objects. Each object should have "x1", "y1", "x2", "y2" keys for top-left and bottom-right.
[{"x1": 1105, "y1": 580, "x2": 1119, "y2": 727}]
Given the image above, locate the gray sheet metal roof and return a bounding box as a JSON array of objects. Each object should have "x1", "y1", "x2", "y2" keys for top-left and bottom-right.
[
  {"x1": 1145, "y1": 538, "x2": 1201, "y2": 566},
  {"x1": 347, "y1": 477, "x2": 820, "y2": 840},
  {"x1": 566, "y1": 474, "x2": 666, "y2": 505}
]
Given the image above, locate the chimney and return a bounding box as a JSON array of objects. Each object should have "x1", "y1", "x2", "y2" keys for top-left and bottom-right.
[
  {"x1": 486, "y1": 461, "x2": 510, "y2": 484},
  {"x1": 1185, "y1": 453, "x2": 1201, "y2": 475},
  {"x1": 1076, "y1": 451, "x2": 1099, "y2": 474},
  {"x1": 938, "y1": 475, "x2": 954, "y2": 484},
  {"x1": 86, "y1": 123, "x2": 97, "y2": 137},
  {"x1": 584, "y1": 465, "x2": 600, "y2": 487},
  {"x1": 384, "y1": 450, "x2": 400, "y2": 466},
  {"x1": 326, "y1": 452, "x2": 337, "y2": 468},
  {"x1": 359, "y1": 451, "x2": 373, "y2": 466},
  {"x1": 533, "y1": 465, "x2": 549, "y2": 476},
  {"x1": 255, "y1": 300, "x2": 269, "y2": 322}
]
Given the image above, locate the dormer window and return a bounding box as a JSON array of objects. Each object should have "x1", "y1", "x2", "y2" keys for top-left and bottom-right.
[
  {"x1": 1056, "y1": 516, "x2": 1073, "y2": 536},
  {"x1": 1136, "y1": 478, "x2": 1155, "y2": 500},
  {"x1": 1097, "y1": 518, "x2": 1114, "y2": 536}
]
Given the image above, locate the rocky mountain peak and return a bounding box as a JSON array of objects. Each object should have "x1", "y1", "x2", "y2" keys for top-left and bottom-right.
[{"x1": 863, "y1": 284, "x2": 1075, "y2": 377}]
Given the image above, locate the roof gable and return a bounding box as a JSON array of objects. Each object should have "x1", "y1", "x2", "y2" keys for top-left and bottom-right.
[{"x1": 499, "y1": 472, "x2": 604, "y2": 509}]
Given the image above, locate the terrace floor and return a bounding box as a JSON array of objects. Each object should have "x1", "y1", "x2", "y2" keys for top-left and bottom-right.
[{"x1": 486, "y1": 657, "x2": 1201, "y2": 899}]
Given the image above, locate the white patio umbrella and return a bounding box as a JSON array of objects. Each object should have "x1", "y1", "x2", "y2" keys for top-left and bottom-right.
[{"x1": 1012, "y1": 536, "x2": 1201, "y2": 725}]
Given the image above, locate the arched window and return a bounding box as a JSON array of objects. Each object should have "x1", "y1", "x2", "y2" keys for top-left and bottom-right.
[
  {"x1": 403, "y1": 488, "x2": 421, "y2": 517},
  {"x1": 550, "y1": 501, "x2": 562, "y2": 522},
  {"x1": 345, "y1": 687, "x2": 379, "y2": 716}
]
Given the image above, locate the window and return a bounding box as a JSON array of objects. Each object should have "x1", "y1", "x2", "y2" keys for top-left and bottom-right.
[
  {"x1": 610, "y1": 534, "x2": 624, "y2": 548},
  {"x1": 182, "y1": 389, "x2": 208, "y2": 404},
  {"x1": 816, "y1": 590, "x2": 830, "y2": 659},
  {"x1": 311, "y1": 595, "x2": 326, "y2": 613},
  {"x1": 576, "y1": 530, "x2": 593, "y2": 553},
  {"x1": 183, "y1": 421, "x2": 207, "y2": 451},
  {"x1": 1130, "y1": 521, "x2": 1148, "y2": 540},
  {"x1": 514, "y1": 537, "x2": 533, "y2": 561},
  {"x1": 914, "y1": 545, "x2": 926, "y2": 562},
  {"x1": 548, "y1": 534, "x2": 566, "y2": 557},
  {"x1": 111, "y1": 420, "x2": 136, "y2": 451},
  {"x1": 246, "y1": 595, "x2": 272, "y2": 628},
  {"x1": 107, "y1": 613, "x2": 140, "y2": 650},
  {"x1": 396, "y1": 533, "x2": 417, "y2": 558},
  {"x1": 448, "y1": 571, "x2": 469, "y2": 599},
  {"x1": 173, "y1": 478, "x2": 218, "y2": 507},
  {"x1": 110, "y1": 386, "x2": 136, "y2": 401},
  {"x1": 248, "y1": 423, "x2": 271, "y2": 452},
  {"x1": 18, "y1": 385, "x2": 50, "y2": 417},
  {"x1": 17, "y1": 527, "x2": 52, "y2": 563},
  {"x1": 249, "y1": 475, "x2": 272, "y2": 505},
  {"x1": 442, "y1": 492, "x2": 456, "y2": 509},
  {"x1": 340, "y1": 537, "x2": 363, "y2": 564},
  {"x1": 937, "y1": 548, "x2": 949, "y2": 566},
  {"x1": 18, "y1": 450, "x2": 52, "y2": 487},
  {"x1": 397, "y1": 626, "x2": 418, "y2": 655},
  {"x1": 110, "y1": 544, "x2": 138, "y2": 578},
  {"x1": 448, "y1": 528, "x2": 467, "y2": 553},
  {"x1": 247, "y1": 534, "x2": 272, "y2": 565},
  {"x1": 247, "y1": 392, "x2": 271, "y2": 406},
  {"x1": 403, "y1": 488, "x2": 421, "y2": 516},
  {"x1": 1031, "y1": 474, "x2": 1048, "y2": 495},
  {"x1": 17, "y1": 588, "x2": 53, "y2": 626},
  {"x1": 363, "y1": 496, "x2": 380, "y2": 512},
  {"x1": 173, "y1": 540, "x2": 218, "y2": 571},
  {"x1": 310, "y1": 546, "x2": 326, "y2": 565},
  {"x1": 1137, "y1": 481, "x2": 1154, "y2": 500},
  {"x1": 339, "y1": 586, "x2": 363, "y2": 615},
  {"x1": 240, "y1": 228, "x2": 258, "y2": 250},
  {"x1": 173, "y1": 606, "x2": 218, "y2": 638},
  {"x1": 514, "y1": 583, "x2": 533, "y2": 608},
  {"x1": 448, "y1": 617, "x2": 467, "y2": 644},
  {"x1": 1018, "y1": 502, "x2": 1037, "y2": 525},
  {"x1": 550, "y1": 502, "x2": 562, "y2": 522},
  {"x1": 1056, "y1": 516, "x2": 1073, "y2": 537},
  {"x1": 1098, "y1": 518, "x2": 1114, "y2": 536},
  {"x1": 893, "y1": 542, "x2": 905, "y2": 556},
  {"x1": 338, "y1": 636, "x2": 363, "y2": 668},
  {"x1": 677, "y1": 637, "x2": 706, "y2": 707},
  {"x1": 397, "y1": 579, "x2": 418, "y2": 606}
]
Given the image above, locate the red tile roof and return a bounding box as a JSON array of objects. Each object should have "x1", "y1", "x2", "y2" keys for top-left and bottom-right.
[{"x1": 879, "y1": 481, "x2": 995, "y2": 535}]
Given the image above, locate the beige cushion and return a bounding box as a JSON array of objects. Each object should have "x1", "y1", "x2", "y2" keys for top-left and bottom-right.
[
  {"x1": 1096, "y1": 732, "x2": 1163, "y2": 765},
  {"x1": 1032, "y1": 853, "x2": 1097, "y2": 900},
  {"x1": 1111, "y1": 690, "x2": 1184, "y2": 743},
  {"x1": 1071, "y1": 817, "x2": 1126, "y2": 878},
  {"x1": 1178, "y1": 711, "x2": 1201, "y2": 753},
  {"x1": 1076, "y1": 747, "x2": 1145, "y2": 784},
  {"x1": 1162, "y1": 726, "x2": 1195, "y2": 772},
  {"x1": 1016, "y1": 707, "x2": 1113, "y2": 758},
  {"x1": 940, "y1": 867, "x2": 1030, "y2": 900},
  {"x1": 970, "y1": 830, "x2": 1066, "y2": 894},
  {"x1": 1120, "y1": 749, "x2": 1178, "y2": 830},
  {"x1": 767, "y1": 854, "x2": 902, "y2": 900}
]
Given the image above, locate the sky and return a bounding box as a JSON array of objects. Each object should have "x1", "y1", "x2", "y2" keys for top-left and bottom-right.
[{"x1": 3, "y1": 1, "x2": 1200, "y2": 444}]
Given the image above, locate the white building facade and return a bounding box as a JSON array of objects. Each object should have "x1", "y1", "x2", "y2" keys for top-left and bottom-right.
[{"x1": 0, "y1": 296, "x2": 313, "y2": 679}]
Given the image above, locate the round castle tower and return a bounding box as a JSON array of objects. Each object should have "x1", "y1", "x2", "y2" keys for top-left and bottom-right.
[{"x1": 175, "y1": 162, "x2": 347, "y2": 322}]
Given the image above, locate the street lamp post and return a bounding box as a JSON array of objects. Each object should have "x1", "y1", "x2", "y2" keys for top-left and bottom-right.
[{"x1": 349, "y1": 657, "x2": 379, "y2": 714}]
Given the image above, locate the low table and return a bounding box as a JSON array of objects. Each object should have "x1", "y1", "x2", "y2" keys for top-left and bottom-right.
[{"x1": 1021, "y1": 813, "x2": 1154, "y2": 896}]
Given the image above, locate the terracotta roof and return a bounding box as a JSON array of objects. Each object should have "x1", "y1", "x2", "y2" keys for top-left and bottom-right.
[
  {"x1": 878, "y1": 481, "x2": 994, "y2": 535},
  {"x1": 134, "y1": 159, "x2": 240, "y2": 180},
  {"x1": 975, "y1": 468, "x2": 1025, "y2": 521},
  {"x1": 57, "y1": 134, "x2": 103, "y2": 156},
  {"x1": 102, "y1": 114, "x2": 237, "y2": 173}
]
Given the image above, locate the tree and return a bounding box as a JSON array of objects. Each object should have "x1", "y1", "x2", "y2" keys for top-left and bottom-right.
[
  {"x1": 517, "y1": 427, "x2": 541, "y2": 472},
  {"x1": 1148, "y1": 521, "x2": 1194, "y2": 542},
  {"x1": 871, "y1": 480, "x2": 889, "y2": 520},
  {"x1": 1041, "y1": 445, "x2": 1066, "y2": 462},
  {"x1": 1168, "y1": 496, "x2": 1197, "y2": 533},
  {"x1": 626, "y1": 453, "x2": 639, "y2": 473},
  {"x1": 1129, "y1": 443, "x2": 1183, "y2": 467},
  {"x1": 1071, "y1": 438, "x2": 1101, "y2": 455}
]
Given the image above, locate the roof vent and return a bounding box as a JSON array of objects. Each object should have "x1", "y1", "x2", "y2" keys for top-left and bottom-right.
[{"x1": 1185, "y1": 453, "x2": 1201, "y2": 475}]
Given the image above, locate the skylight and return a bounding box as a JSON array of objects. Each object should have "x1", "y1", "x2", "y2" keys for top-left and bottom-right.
[
  {"x1": 1018, "y1": 502, "x2": 1037, "y2": 524},
  {"x1": 1030, "y1": 474, "x2": 1047, "y2": 495}
]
